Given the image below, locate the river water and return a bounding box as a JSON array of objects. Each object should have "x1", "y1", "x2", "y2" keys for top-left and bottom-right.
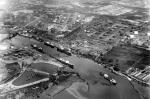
[
  {"x1": 62, "y1": 56, "x2": 141, "y2": 99},
  {"x1": 0, "y1": 0, "x2": 148, "y2": 98},
  {"x1": 9, "y1": 36, "x2": 144, "y2": 99}
]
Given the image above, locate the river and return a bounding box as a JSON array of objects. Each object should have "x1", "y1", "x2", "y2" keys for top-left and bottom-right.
[
  {"x1": 62, "y1": 55, "x2": 141, "y2": 99},
  {"x1": 10, "y1": 36, "x2": 143, "y2": 99}
]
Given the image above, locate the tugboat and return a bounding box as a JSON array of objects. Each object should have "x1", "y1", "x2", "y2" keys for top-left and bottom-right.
[{"x1": 99, "y1": 72, "x2": 117, "y2": 85}]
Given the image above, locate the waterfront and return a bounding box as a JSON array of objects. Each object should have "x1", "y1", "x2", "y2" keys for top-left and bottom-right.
[
  {"x1": 62, "y1": 56, "x2": 142, "y2": 99},
  {"x1": 8, "y1": 36, "x2": 147, "y2": 99},
  {"x1": 0, "y1": 0, "x2": 149, "y2": 98}
]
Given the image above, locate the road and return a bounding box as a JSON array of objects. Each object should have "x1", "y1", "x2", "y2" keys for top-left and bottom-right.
[{"x1": 0, "y1": 59, "x2": 64, "y2": 95}]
